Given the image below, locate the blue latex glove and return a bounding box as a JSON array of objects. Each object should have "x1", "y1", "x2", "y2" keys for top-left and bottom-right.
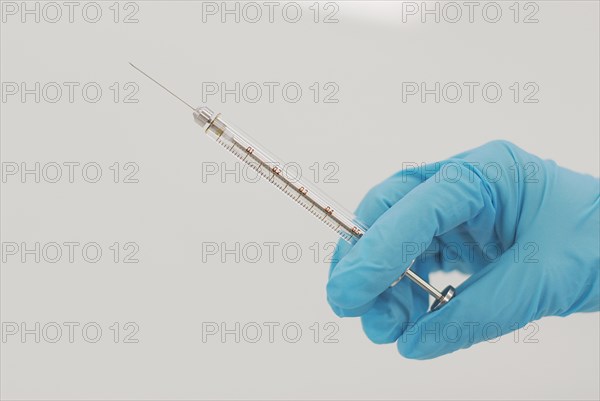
[{"x1": 327, "y1": 140, "x2": 599, "y2": 359}]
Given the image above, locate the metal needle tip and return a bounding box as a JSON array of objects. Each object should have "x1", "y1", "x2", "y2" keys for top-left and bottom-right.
[{"x1": 128, "y1": 62, "x2": 195, "y2": 111}]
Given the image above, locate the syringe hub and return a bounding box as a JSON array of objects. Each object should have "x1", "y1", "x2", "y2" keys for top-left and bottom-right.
[
  {"x1": 194, "y1": 106, "x2": 226, "y2": 138},
  {"x1": 193, "y1": 106, "x2": 215, "y2": 127}
]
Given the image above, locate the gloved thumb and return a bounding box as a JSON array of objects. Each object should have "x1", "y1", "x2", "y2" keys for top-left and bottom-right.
[{"x1": 396, "y1": 242, "x2": 552, "y2": 359}]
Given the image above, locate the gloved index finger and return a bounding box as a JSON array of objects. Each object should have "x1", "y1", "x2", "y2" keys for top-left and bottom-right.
[
  {"x1": 329, "y1": 170, "x2": 425, "y2": 277},
  {"x1": 327, "y1": 163, "x2": 494, "y2": 312}
]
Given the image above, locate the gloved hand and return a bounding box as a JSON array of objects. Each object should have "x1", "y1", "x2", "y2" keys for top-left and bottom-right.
[{"x1": 327, "y1": 140, "x2": 599, "y2": 359}]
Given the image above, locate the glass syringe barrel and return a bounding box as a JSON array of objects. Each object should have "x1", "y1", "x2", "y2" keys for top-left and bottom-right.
[
  {"x1": 193, "y1": 106, "x2": 367, "y2": 245},
  {"x1": 126, "y1": 61, "x2": 454, "y2": 310},
  {"x1": 193, "y1": 106, "x2": 455, "y2": 311}
]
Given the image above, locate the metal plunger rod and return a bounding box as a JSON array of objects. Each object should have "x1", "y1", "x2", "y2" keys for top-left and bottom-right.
[{"x1": 403, "y1": 268, "x2": 443, "y2": 300}]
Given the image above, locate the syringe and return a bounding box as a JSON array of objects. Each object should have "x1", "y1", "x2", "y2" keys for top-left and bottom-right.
[{"x1": 130, "y1": 63, "x2": 455, "y2": 311}]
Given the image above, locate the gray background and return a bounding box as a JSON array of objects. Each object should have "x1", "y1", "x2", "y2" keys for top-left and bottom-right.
[{"x1": 1, "y1": 1, "x2": 599, "y2": 400}]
